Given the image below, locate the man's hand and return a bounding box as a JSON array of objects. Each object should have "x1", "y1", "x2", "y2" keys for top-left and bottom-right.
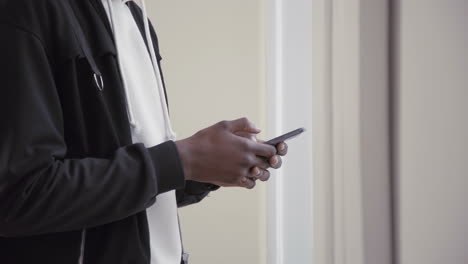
[
  {"x1": 175, "y1": 118, "x2": 278, "y2": 189},
  {"x1": 235, "y1": 131, "x2": 288, "y2": 183}
]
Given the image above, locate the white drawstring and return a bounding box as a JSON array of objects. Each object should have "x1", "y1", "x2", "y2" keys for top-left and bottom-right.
[
  {"x1": 139, "y1": 0, "x2": 177, "y2": 141},
  {"x1": 106, "y1": 0, "x2": 176, "y2": 141},
  {"x1": 106, "y1": 0, "x2": 140, "y2": 132}
]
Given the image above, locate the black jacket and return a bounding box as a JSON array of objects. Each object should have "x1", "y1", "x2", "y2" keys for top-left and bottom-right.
[{"x1": 0, "y1": 0, "x2": 218, "y2": 263}]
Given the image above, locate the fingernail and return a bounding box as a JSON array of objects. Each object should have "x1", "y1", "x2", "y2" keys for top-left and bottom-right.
[
  {"x1": 271, "y1": 156, "x2": 278, "y2": 165},
  {"x1": 241, "y1": 177, "x2": 248, "y2": 183},
  {"x1": 253, "y1": 167, "x2": 261, "y2": 176},
  {"x1": 278, "y1": 144, "x2": 285, "y2": 151}
]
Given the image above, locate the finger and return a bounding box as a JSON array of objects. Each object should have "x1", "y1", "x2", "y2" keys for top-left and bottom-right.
[
  {"x1": 251, "y1": 168, "x2": 271, "y2": 182},
  {"x1": 250, "y1": 166, "x2": 262, "y2": 178},
  {"x1": 248, "y1": 176, "x2": 258, "y2": 182},
  {"x1": 276, "y1": 142, "x2": 288, "y2": 156},
  {"x1": 269, "y1": 155, "x2": 283, "y2": 169},
  {"x1": 252, "y1": 157, "x2": 270, "y2": 170},
  {"x1": 235, "y1": 131, "x2": 258, "y2": 142},
  {"x1": 240, "y1": 176, "x2": 256, "y2": 189},
  {"x1": 225, "y1": 117, "x2": 261, "y2": 134},
  {"x1": 247, "y1": 141, "x2": 277, "y2": 158}
]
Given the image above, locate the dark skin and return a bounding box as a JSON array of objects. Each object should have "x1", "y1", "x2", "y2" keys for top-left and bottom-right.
[{"x1": 175, "y1": 117, "x2": 288, "y2": 189}]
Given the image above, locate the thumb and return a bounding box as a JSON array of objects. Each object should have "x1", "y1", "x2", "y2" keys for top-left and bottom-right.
[{"x1": 226, "y1": 117, "x2": 261, "y2": 134}]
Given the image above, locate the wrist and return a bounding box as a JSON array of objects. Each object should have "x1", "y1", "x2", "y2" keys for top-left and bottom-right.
[{"x1": 175, "y1": 138, "x2": 194, "y2": 181}]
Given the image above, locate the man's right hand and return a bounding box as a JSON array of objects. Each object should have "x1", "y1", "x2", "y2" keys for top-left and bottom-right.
[{"x1": 175, "y1": 118, "x2": 277, "y2": 189}]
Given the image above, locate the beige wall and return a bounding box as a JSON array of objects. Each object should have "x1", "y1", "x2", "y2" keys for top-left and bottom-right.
[
  {"x1": 147, "y1": 1, "x2": 267, "y2": 264},
  {"x1": 396, "y1": 1, "x2": 468, "y2": 263}
]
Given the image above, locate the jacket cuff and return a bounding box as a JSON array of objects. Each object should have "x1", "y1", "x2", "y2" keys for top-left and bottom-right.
[
  {"x1": 147, "y1": 141, "x2": 186, "y2": 194},
  {"x1": 182, "y1": 181, "x2": 220, "y2": 195}
]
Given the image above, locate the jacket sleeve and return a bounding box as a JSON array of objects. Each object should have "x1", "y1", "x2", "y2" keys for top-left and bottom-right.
[
  {"x1": 176, "y1": 181, "x2": 220, "y2": 208},
  {"x1": 0, "y1": 24, "x2": 186, "y2": 237}
]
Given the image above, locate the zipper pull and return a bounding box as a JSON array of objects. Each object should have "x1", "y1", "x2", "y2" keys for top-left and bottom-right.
[{"x1": 93, "y1": 73, "x2": 105, "y2": 92}]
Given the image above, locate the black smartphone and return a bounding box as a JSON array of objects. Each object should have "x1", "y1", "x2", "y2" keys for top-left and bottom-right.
[{"x1": 265, "y1": 128, "x2": 305, "y2": 146}]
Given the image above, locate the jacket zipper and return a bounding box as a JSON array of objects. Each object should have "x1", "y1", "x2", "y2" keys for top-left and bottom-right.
[{"x1": 78, "y1": 229, "x2": 87, "y2": 264}]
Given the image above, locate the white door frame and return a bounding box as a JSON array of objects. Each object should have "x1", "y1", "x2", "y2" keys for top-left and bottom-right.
[
  {"x1": 265, "y1": 0, "x2": 394, "y2": 263},
  {"x1": 265, "y1": 0, "x2": 314, "y2": 263}
]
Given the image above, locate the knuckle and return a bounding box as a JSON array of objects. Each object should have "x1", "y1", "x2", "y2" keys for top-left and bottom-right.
[
  {"x1": 240, "y1": 117, "x2": 252, "y2": 129},
  {"x1": 245, "y1": 155, "x2": 255, "y2": 166},
  {"x1": 236, "y1": 154, "x2": 248, "y2": 166},
  {"x1": 239, "y1": 156, "x2": 249, "y2": 167},
  {"x1": 241, "y1": 140, "x2": 251, "y2": 151},
  {"x1": 218, "y1": 120, "x2": 229, "y2": 129}
]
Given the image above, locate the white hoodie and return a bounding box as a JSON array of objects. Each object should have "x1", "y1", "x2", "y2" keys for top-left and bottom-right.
[{"x1": 100, "y1": 0, "x2": 182, "y2": 263}]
